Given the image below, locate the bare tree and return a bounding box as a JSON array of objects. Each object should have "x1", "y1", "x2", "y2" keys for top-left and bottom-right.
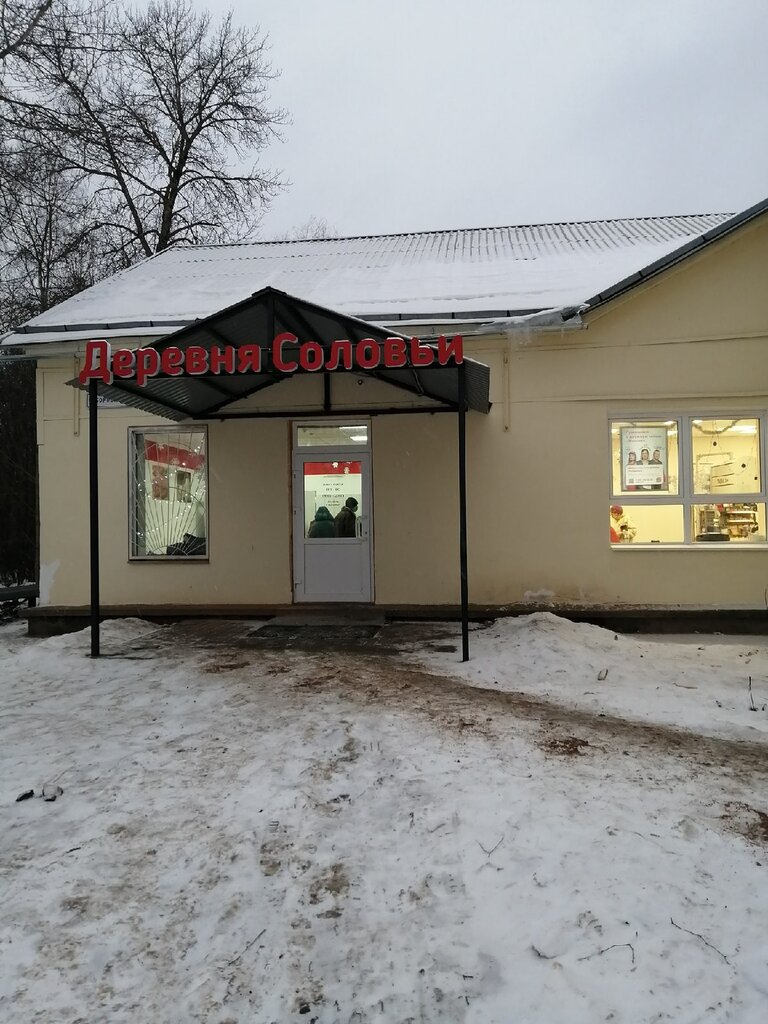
[
  {"x1": 0, "y1": 358, "x2": 37, "y2": 589},
  {"x1": 0, "y1": 144, "x2": 102, "y2": 590},
  {"x1": 275, "y1": 216, "x2": 339, "y2": 241},
  {"x1": 0, "y1": 1, "x2": 288, "y2": 588},
  {"x1": 2, "y1": 0, "x2": 286, "y2": 262},
  {"x1": 0, "y1": 147, "x2": 104, "y2": 326},
  {"x1": 0, "y1": 0, "x2": 52, "y2": 62}
]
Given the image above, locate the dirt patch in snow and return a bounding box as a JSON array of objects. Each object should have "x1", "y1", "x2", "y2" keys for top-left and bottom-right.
[
  {"x1": 541, "y1": 736, "x2": 591, "y2": 757},
  {"x1": 201, "y1": 660, "x2": 251, "y2": 673},
  {"x1": 720, "y1": 801, "x2": 768, "y2": 847},
  {"x1": 343, "y1": 658, "x2": 768, "y2": 774},
  {"x1": 309, "y1": 862, "x2": 349, "y2": 905}
]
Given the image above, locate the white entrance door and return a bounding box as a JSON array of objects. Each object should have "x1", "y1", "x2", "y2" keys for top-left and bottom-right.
[{"x1": 292, "y1": 428, "x2": 373, "y2": 603}]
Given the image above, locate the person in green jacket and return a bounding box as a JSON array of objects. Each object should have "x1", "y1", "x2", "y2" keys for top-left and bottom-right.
[{"x1": 308, "y1": 506, "x2": 336, "y2": 538}]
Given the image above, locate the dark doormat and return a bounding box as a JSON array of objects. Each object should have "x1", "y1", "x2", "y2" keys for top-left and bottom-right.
[{"x1": 243, "y1": 623, "x2": 383, "y2": 651}]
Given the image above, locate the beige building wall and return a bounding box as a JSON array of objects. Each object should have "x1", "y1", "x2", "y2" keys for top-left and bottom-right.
[
  {"x1": 478, "y1": 213, "x2": 768, "y2": 609},
  {"x1": 36, "y1": 213, "x2": 768, "y2": 610},
  {"x1": 36, "y1": 359, "x2": 445, "y2": 608},
  {"x1": 38, "y1": 367, "x2": 294, "y2": 607}
]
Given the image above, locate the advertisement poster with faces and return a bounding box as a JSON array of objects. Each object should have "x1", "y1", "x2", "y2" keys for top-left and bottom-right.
[{"x1": 621, "y1": 426, "x2": 668, "y2": 490}]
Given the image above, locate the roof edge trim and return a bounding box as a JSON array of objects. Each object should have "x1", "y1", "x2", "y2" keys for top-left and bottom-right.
[
  {"x1": 4, "y1": 307, "x2": 554, "y2": 342},
  {"x1": 584, "y1": 195, "x2": 768, "y2": 312}
]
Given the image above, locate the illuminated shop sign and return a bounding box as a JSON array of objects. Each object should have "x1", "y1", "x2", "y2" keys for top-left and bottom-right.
[{"x1": 79, "y1": 334, "x2": 464, "y2": 386}]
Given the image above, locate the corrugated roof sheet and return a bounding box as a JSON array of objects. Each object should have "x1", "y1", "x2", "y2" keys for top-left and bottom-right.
[{"x1": 3, "y1": 213, "x2": 737, "y2": 343}]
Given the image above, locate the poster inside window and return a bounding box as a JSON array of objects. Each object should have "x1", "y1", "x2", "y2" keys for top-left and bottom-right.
[
  {"x1": 303, "y1": 461, "x2": 363, "y2": 538},
  {"x1": 620, "y1": 426, "x2": 668, "y2": 491}
]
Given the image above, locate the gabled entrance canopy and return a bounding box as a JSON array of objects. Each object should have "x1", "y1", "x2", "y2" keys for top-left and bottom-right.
[
  {"x1": 75, "y1": 287, "x2": 491, "y2": 421},
  {"x1": 74, "y1": 287, "x2": 489, "y2": 664}
]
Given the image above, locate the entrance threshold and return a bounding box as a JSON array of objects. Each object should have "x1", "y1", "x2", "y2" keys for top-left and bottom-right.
[
  {"x1": 271, "y1": 611, "x2": 385, "y2": 627},
  {"x1": 24, "y1": 602, "x2": 394, "y2": 637},
  {"x1": 24, "y1": 603, "x2": 768, "y2": 638}
]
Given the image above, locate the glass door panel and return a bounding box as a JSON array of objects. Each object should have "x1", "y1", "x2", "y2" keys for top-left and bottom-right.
[{"x1": 292, "y1": 451, "x2": 372, "y2": 602}]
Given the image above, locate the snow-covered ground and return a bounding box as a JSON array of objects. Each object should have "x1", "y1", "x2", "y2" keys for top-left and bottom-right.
[{"x1": 1, "y1": 615, "x2": 767, "y2": 1023}]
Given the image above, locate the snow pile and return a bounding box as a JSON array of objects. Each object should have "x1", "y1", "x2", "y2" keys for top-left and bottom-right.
[{"x1": 414, "y1": 612, "x2": 768, "y2": 743}]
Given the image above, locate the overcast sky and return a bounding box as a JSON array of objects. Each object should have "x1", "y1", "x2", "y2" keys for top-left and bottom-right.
[{"x1": 209, "y1": 0, "x2": 768, "y2": 237}]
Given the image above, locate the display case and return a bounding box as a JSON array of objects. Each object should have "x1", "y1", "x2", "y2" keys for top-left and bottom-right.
[
  {"x1": 719, "y1": 503, "x2": 759, "y2": 539},
  {"x1": 694, "y1": 503, "x2": 760, "y2": 542},
  {"x1": 695, "y1": 505, "x2": 728, "y2": 541}
]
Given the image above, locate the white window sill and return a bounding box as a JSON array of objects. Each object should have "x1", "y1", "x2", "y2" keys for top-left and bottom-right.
[
  {"x1": 611, "y1": 543, "x2": 768, "y2": 551},
  {"x1": 128, "y1": 557, "x2": 210, "y2": 563}
]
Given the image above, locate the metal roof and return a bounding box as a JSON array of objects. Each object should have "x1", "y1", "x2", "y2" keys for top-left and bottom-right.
[
  {"x1": 4, "y1": 210, "x2": 741, "y2": 345},
  {"x1": 71, "y1": 288, "x2": 491, "y2": 420},
  {"x1": 584, "y1": 196, "x2": 768, "y2": 310}
]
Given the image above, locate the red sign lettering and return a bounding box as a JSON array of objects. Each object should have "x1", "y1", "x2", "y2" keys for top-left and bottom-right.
[{"x1": 77, "y1": 335, "x2": 465, "y2": 384}]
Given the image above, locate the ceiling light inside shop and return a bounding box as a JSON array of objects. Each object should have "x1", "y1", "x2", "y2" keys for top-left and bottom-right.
[{"x1": 349, "y1": 434, "x2": 368, "y2": 442}]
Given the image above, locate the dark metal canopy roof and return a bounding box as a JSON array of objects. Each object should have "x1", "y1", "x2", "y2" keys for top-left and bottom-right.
[{"x1": 72, "y1": 287, "x2": 491, "y2": 420}]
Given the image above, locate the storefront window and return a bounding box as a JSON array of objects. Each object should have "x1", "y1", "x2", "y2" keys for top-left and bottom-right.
[
  {"x1": 609, "y1": 504, "x2": 684, "y2": 544},
  {"x1": 129, "y1": 428, "x2": 208, "y2": 558},
  {"x1": 691, "y1": 419, "x2": 761, "y2": 495},
  {"x1": 610, "y1": 415, "x2": 767, "y2": 546},
  {"x1": 297, "y1": 424, "x2": 368, "y2": 447},
  {"x1": 692, "y1": 503, "x2": 766, "y2": 543}
]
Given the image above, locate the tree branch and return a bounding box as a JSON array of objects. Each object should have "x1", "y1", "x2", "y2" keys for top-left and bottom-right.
[{"x1": 0, "y1": 0, "x2": 53, "y2": 62}]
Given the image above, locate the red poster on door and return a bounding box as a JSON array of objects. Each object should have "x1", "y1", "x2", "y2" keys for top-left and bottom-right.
[{"x1": 303, "y1": 462, "x2": 362, "y2": 475}]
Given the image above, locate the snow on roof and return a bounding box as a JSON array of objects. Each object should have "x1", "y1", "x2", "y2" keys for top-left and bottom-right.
[{"x1": 2, "y1": 213, "x2": 736, "y2": 345}]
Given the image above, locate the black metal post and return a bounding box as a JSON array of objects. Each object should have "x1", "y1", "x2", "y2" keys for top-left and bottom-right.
[
  {"x1": 88, "y1": 378, "x2": 100, "y2": 657},
  {"x1": 458, "y1": 363, "x2": 469, "y2": 661}
]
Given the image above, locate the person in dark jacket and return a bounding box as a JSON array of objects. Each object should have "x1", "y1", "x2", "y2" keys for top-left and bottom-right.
[
  {"x1": 308, "y1": 506, "x2": 336, "y2": 538},
  {"x1": 335, "y1": 497, "x2": 358, "y2": 537}
]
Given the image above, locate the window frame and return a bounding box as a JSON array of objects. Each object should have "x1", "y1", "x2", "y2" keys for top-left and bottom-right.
[
  {"x1": 609, "y1": 411, "x2": 768, "y2": 546},
  {"x1": 293, "y1": 419, "x2": 372, "y2": 454},
  {"x1": 127, "y1": 424, "x2": 210, "y2": 562}
]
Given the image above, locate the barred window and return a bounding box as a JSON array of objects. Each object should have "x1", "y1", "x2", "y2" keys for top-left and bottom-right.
[{"x1": 129, "y1": 428, "x2": 208, "y2": 558}]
